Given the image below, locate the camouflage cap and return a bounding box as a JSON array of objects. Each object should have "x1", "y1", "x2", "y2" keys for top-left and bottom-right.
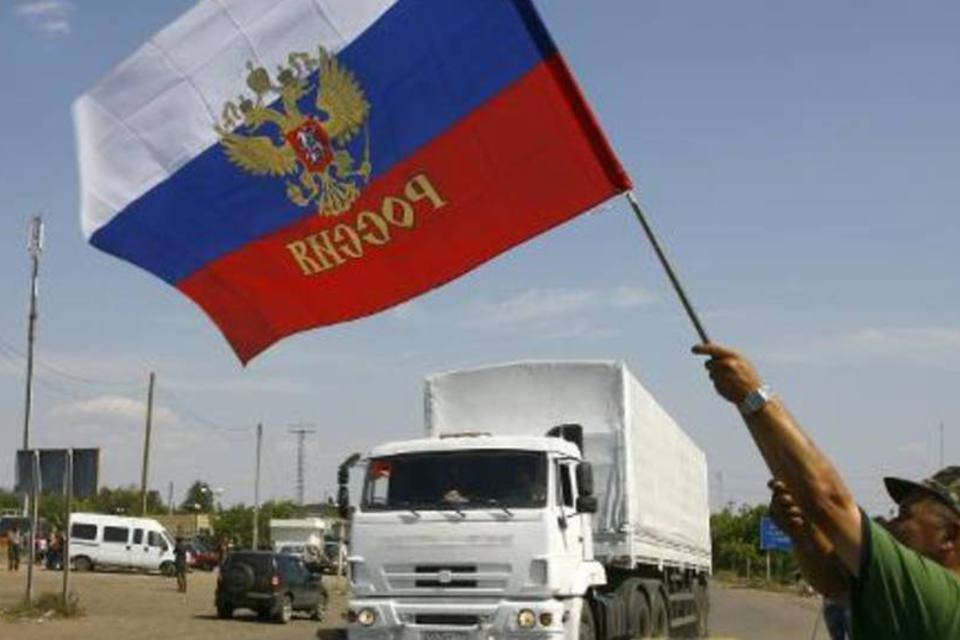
[{"x1": 884, "y1": 466, "x2": 960, "y2": 517}]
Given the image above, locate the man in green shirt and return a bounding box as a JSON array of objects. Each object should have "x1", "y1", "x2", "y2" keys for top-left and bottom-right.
[{"x1": 694, "y1": 342, "x2": 960, "y2": 639}]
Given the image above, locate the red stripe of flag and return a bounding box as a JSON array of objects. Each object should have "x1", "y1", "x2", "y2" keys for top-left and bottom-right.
[{"x1": 180, "y1": 56, "x2": 631, "y2": 362}]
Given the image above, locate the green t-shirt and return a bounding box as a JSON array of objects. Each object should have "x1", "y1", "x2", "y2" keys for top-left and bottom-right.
[{"x1": 852, "y1": 511, "x2": 960, "y2": 639}]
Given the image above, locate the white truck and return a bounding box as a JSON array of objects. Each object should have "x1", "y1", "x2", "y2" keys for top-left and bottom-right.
[
  {"x1": 270, "y1": 517, "x2": 329, "y2": 551},
  {"x1": 342, "y1": 361, "x2": 711, "y2": 639}
]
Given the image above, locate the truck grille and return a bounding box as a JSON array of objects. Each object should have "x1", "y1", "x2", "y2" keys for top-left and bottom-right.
[
  {"x1": 415, "y1": 565, "x2": 476, "y2": 588},
  {"x1": 414, "y1": 614, "x2": 480, "y2": 626},
  {"x1": 384, "y1": 563, "x2": 511, "y2": 593}
]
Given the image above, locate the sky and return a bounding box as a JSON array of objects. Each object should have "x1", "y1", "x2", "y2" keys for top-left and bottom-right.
[{"x1": 1, "y1": 0, "x2": 959, "y2": 514}]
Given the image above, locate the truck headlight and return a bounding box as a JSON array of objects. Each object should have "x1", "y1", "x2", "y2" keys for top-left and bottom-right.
[
  {"x1": 539, "y1": 612, "x2": 554, "y2": 627},
  {"x1": 357, "y1": 608, "x2": 377, "y2": 626},
  {"x1": 517, "y1": 609, "x2": 536, "y2": 629}
]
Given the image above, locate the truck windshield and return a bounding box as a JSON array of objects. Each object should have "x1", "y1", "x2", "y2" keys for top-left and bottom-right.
[{"x1": 362, "y1": 450, "x2": 547, "y2": 511}]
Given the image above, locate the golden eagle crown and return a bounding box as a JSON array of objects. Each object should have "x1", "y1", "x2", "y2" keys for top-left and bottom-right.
[{"x1": 216, "y1": 47, "x2": 372, "y2": 217}]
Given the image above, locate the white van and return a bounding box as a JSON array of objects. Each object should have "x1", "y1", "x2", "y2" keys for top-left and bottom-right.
[{"x1": 69, "y1": 512, "x2": 177, "y2": 575}]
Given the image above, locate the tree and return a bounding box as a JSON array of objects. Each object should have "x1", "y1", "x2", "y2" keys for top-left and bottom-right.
[
  {"x1": 710, "y1": 502, "x2": 798, "y2": 582},
  {"x1": 179, "y1": 480, "x2": 216, "y2": 513},
  {"x1": 212, "y1": 500, "x2": 307, "y2": 549},
  {"x1": 79, "y1": 486, "x2": 164, "y2": 516},
  {"x1": 1, "y1": 485, "x2": 164, "y2": 532}
]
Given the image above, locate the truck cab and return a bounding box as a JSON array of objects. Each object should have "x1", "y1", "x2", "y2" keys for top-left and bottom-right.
[
  {"x1": 348, "y1": 433, "x2": 604, "y2": 638},
  {"x1": 344, "y1": 360, "x2": 711, "y2": 639}
]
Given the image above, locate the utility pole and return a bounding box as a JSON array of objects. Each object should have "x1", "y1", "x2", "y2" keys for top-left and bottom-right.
[
  {"x1": 168, "y1": 481, "x2": 174, "y2": 515},
  {"x1": 252, "y1": 423, "x2": 263, "y2": 550},
  {"x1": 940, "y1": 421, "x2": 945, "y2": 469},
  {"x1": 21, "y1": 216, "x2": 43, "y2": 516},
  {"x1": 62, "y1": 449, "x2": 73, "y2": 604},
  {"x1": 289, "y1": 424, "x2": 316, "y2": 505},
  {"x1": 26, "y1": 451, "x2": 40, "y2": 603},
  {"x1": 139, "y1": 372, "x2": 155, "y2": 516}
]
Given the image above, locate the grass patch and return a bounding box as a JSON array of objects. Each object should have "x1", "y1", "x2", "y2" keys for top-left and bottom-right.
[
  {"x1": 714, "y1": 570, "x2": 816, "y2": 596},
  {"x1": 1, "y1": 591, "x2": 84, "y2": 621}
]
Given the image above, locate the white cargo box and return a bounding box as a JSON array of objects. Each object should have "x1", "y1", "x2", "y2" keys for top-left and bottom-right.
[{"x1": 425, "y1": 361, "x2": 711, "y2": 573}]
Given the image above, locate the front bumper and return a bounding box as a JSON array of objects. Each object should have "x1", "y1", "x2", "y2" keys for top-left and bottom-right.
[{"x1": 347, "y1": 597, "x2": 571, "y2": 640}]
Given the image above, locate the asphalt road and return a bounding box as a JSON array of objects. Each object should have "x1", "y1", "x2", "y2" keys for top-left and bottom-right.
[{"x1": 710, "y1": 581, "x2": 827, "y2": 640}]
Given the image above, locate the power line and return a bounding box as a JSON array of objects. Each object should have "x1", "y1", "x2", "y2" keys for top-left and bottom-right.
[
  {"x1": 161, "y1": 386, "x2": 250, "y2": 433},
  {"x1": 0, "y1": 337, "x2": 142, "y2": 389}
]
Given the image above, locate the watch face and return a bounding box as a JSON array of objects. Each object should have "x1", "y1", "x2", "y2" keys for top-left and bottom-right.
[{"x1": 741, "y1": 387, "x2": 770, "y2": 415}]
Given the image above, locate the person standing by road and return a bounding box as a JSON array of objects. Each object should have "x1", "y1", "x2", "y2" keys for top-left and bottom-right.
[
  {"x1": 7, "y1": 526, "x2": 22, "y2": 572},
  {"x1": 173, "y1": 537, "x2": 188, "y2": 593},
  {"x1": 694, "y1": 342, "x2": 960, "y2": 638}
]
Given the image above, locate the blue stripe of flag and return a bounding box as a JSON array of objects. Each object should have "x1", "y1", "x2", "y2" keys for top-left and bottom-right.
[{"x1": 90, "y1": 0, "x2": 557, "y2": 284}]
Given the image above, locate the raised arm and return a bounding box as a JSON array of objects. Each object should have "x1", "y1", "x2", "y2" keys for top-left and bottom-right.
[
  {"x1": 769, "y1": 479, "x2": 852, "y2": 597},
  {"x1": 693, "y1": 343, "x2": 863, "y2": 575}
]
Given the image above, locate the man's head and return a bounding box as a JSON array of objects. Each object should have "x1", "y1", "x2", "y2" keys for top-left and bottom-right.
[{"x1": 884, "y1": 466, "x2": 960, "y2": 571}]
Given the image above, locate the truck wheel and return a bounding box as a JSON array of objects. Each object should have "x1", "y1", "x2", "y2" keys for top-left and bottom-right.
[
  {"x1": 216, "y1": 604, "x2": 233, "y2": 619},
  {"x1": 73, "y1": 556, "x2": 93, "y2": 572},
  {"x1": 649, "y1": 589, "x2": 669, "y2": 638},
  {"x1": 579, "y1": 601, "x2": 596, "y2": 640},
  {"x1": 616, "y1": 578, "x2": 651, "y2": 638},
  {"x1": 160, "y1": 561, "x2": 176, "y2": 577},
  {"x1": 693, "y1": 581, "x2": 709, "y2": 637}
]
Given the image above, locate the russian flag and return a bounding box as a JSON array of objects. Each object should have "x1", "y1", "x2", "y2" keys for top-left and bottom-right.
[{"x1": 75, "y1": 0, "x2": 632, "y2": 363}]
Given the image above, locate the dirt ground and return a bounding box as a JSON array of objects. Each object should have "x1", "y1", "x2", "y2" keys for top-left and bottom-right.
[
  {"x1": 0, "y1": 565, "x2": 826, "y2": 640},
  {"x1": 0, "y1": 565, "x2": 348, "y2": 640}
]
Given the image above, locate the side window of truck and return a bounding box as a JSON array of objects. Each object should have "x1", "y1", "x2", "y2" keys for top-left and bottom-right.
[
  {"x1": 558, "y1": 463, "x2": 575, "y2": 508},
  {"x1": 133, "y1": 529, "x2": 143, "y2": 545},
  {"x1": 103, "y1": 526, "x2": 129, "y2": 544},
  {"x1": 71, "y1": 523, "x2": 97, "y2": 541}
]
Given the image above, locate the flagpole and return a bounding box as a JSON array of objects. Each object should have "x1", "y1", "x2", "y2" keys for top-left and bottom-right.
[{"x1": 624, "y1": 191, "x2": 711, "y2": 344}]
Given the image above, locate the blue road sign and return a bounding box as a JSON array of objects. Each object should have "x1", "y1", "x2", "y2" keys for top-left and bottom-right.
[{"x1": 760, "y1": 516, "x2": 794, "y2": 551}]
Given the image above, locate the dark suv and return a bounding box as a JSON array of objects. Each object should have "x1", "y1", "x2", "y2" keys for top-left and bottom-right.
[{"x1": 216, "y1": 551, "x2": 327, "y2": 623}]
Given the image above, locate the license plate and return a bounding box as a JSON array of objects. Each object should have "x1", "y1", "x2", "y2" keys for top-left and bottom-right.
[{"x1": 422, "y1": 631, "x2": 471, "y2": 640}]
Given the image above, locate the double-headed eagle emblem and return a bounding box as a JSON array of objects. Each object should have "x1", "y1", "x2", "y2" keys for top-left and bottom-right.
[{"x1": 216, "y1": 47, "x2": 371, "y2": 217}]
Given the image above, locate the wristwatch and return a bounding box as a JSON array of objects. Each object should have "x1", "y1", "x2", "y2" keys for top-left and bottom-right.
[{"x1": 739, "y1": 385, "x2": 773, "y2": 416}]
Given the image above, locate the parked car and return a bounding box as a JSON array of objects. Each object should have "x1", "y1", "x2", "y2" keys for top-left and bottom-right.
[
  {"x1": 277, "y1": 543, "x2": 330, "y2": 574},
  {"x1": 185, "y1": 541, "x2": 220, "y2": 571},
  {"x1": 68, "y1": 513, "x2": 176, "y2": 575},
  {"x1": 216, "y1": 550, "x2": 327, "y2": 624}
]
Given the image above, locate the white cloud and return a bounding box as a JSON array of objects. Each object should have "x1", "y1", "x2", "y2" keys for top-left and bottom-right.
[
  {"x1": 767, "y1": 326, "x2": 960, "y2": 369},
  {"x1": 15, "y1": 1, "x2": 73, "y2": 37},
  {"x1": 469, "y1": 289, "x2": 597, "y2": 329},
  {"x1": 463, "y1": 285, "x2": 655, "y2": 331},
  {"x1": 162, "y1": 375, "x2": 312, "y2": 395},
  {"x1": 611, "y1": 285, "x2": 656, "y2": 308},
  {"x1": 38, "y1": 18, "x2": 69, "y2": 34},
  {"x1": 49, "y1": 394, "x2": 178, "y2": 426}
]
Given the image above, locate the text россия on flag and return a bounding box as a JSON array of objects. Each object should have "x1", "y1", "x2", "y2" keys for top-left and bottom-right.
[{"x1": 74, "y1": 0, "x2": 632, "y2": 363}]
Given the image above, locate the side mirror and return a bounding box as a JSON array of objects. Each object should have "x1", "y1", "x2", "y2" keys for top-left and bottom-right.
[
  {"x1": 576, "y1": 495, "x2": 598, "y2": 514},
  {"x1": 337, "y1": 452, "x2": 361, "y2": 519},
  {"x1": 337, "y1": 486, "x2": 350, "y2": 519},
  {"x1": 576, "y1": 462, "x2": 594, "y2": 497}
]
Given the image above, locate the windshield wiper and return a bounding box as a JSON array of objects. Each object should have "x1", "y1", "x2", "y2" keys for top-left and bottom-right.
[{"x1": 487, "y1": 499, "x2": 513, "y2": 517}]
